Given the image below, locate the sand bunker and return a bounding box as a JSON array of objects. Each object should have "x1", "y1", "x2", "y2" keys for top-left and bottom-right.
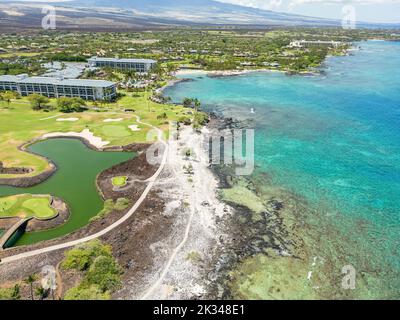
[
  {"x1": 128, "y1": 125, "x2": 141, "y2": 132},
  {"x1": 56, "y1": 118, "x2": 79, "y2": 122},
  {"x1": 103, "y1": 118, "x2": 124, "y2": 123},
  {"x1": 42, "y1": 129, "x2": 110, "y2": 149},
  {"x1": 40, "y1": 114, "x2": 60, "y2": 121}
]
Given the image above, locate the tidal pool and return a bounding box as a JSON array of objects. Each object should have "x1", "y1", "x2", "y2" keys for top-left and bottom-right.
[{"x1": 0, "y1": 138, "x2": 134, "y2": 247}]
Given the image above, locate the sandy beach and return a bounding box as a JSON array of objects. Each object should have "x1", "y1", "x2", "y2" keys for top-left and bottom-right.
[
  {"x1": 174, "y1": 69, "x2": 206, "y2": 75},
  {"x1": 175, "y1": 68, "x2": 288, "y2": 79}
]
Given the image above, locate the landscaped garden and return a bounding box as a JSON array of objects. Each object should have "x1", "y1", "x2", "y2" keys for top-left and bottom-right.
[{"x1": 0, "y1": 194, "x2": 57, "y2": 220}]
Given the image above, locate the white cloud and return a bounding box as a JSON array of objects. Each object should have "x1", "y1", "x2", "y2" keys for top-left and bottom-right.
[
  {"x1": 289, "y1": 0, "x2": 400, "y2": 6},
  {"x1": 216, "y1": 0, "x2": 284, "y2": 10},
  {"x1": 215, "y1": 0, "x2": 400, "y2": 22},
  {"x1": 217, "y1": 0, "x2": 400, "y2": 9}
]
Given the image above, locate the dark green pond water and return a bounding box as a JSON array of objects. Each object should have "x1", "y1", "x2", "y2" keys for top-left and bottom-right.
[{"x1": 0, "y1": 138, "x2": 134, "y2": 247}]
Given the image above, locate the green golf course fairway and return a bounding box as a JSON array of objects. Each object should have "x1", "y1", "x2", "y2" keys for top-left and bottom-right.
[
  {"x1": 0, "y1": 194, "x2": 56, "y2": 220},
  {"x1": 111, "y1": 176, "x2": 128, "y2": 187},
  {"x1": 0, "y1": 97, "x2": 187, "y2": 181},
  {"x1": 0, "y1": 138, "x2": 134, "y2": 247},
  {"x1": 102, "y1": 125, "x2": 132, "y2": 138}
]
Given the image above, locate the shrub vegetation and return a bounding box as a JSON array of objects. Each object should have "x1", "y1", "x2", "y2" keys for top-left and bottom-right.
[{"x1": 63, "y1": 240, "x2": 122, "y2": 300}]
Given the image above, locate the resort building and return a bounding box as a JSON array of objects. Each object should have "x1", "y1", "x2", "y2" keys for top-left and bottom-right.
[
  {"x1": 0, "y1": 74, "x2": 116, "y2": 101},
  {"x1": 290, "y1": 40, "x2": 344, "y2": 48},
  {"x1": 88, "y1": 57, "x2": 157, "y2": 72}
]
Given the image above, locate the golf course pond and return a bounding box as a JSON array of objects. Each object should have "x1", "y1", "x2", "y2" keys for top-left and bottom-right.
[{"x1": 0, "y1": 138, "x2": 135, "y2": 247}]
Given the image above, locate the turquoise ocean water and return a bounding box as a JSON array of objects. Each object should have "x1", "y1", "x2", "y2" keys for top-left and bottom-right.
[{"x1": 165, "y1": 41, "x2": 400, "y2": 297}]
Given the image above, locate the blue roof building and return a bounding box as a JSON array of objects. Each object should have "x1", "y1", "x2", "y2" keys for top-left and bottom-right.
[
  {"x1": 88, "y1": 57, "x2": 157, "y2": 73},
  {"x1": 0, "y1": 74, "x2": 117, "y2": 101}
]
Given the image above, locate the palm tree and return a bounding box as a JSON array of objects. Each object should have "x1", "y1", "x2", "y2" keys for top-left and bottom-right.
[
  {"x1": 11, "y1": 284, "x2": 21, "y2": 300},
  {"x1": 194, "y1": 99, "x2": 201, "y2": 115},
  {"x1": 0, "y1": 91, "x2": 15, "y2": 107},
  {"x1": 146, "y1": 90, "x2": 151, "y2": 112},
  {"x1": 183, "y1": 97, "x2": 193, "y2": 108},
  {"x1": 24, "y1": 274, "x2": 36, "y2": 300}
]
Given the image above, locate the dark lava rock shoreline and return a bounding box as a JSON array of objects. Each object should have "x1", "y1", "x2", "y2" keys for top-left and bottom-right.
[{"x1": 201, "y1": 114, "x2": 299, "y2": 299}]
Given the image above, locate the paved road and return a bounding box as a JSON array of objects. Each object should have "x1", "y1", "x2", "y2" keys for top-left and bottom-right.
[{"x1": 0, "y1": 117, "x2": 167, "y2": 266}]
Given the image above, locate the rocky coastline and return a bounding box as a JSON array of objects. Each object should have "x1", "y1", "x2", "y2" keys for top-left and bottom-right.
[{"x1": 198, "y1": 114, "x2": 312, "y2": 299}]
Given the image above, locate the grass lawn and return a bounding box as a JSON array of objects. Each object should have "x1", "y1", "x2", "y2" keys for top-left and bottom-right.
[
  {"x1": 0, "y1": 91, "x2": 188, "y2": 179},
  {"x1": 0, "y1": 194, "x2": 57, "y2": 220},
  {"x1": 111, "y1": 176, "x2": 128, "y2": 187}
]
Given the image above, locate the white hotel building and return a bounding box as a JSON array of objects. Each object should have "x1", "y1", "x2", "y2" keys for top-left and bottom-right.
[
  {"x1": 0, "y1": 74, "x2": 117, "y2": 101},
  {"x1": 290, "y1": 40, "x2": 344, "y2": 48},
  {"x1": 88, "y1": 57, "x2": 157, "y2": 72}
]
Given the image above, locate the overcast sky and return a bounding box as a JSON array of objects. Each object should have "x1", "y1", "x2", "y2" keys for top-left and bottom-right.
[{"x1": 216, "y1": 0, "x2": 400, "y2": 23}]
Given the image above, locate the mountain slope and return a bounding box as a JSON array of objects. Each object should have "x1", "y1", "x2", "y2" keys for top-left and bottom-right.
[
  {"x1": 67, "y1": 0, "x2": 339, "y2": 26},
  {"x1": 4, "y1": 0, "x2": 395, "y2": 31}
]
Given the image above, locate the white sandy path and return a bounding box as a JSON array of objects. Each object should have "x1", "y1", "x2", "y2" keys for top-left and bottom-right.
[
  {"x1": 0, "y1": 117, "x2": 167, "y2": 266},
  {"x1": 42, "y1": 129, "x2": 110, "y2": 149},
  {"x1": 56, "y1": 118, "x2": 79, "y2": 122},
  {"x1": 103, "y1": 118, "x2": 124, "y2": 123},
  {"x1": 140, "y1": 126, "x2": 226, "y2": 299},
  {"x1": 140, "y1": 164, "x2": 197, "y2": 300}
]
